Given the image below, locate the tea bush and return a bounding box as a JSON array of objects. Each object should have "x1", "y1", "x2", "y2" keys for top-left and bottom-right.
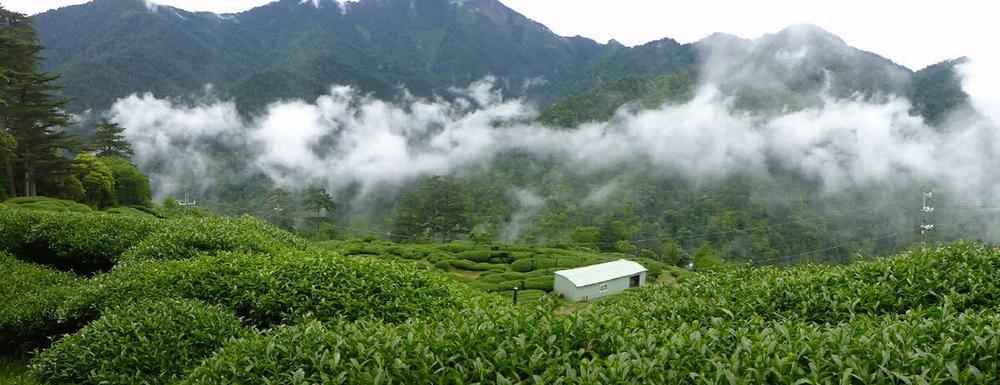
[
  {"x1": 2, "y1": 197, "x2": 91, "y2": 213},
  {"x1": 68, "y1": 251, "x2": 493, "y2": 327},
  {"x1": 31, "y1": 299, "x2": 246, "y2": 385},
  {"x1": 618, "y1": 242, "x2": 1000, "y2": 325},
  {"x1": 102, "y1": 206, "x2": 158, "y2": 218},
  {"x1": 0, "y1": 206, "x2": 157, "y2": 273},
  {"x1": 0, "y1": 254, "x2": 83, "y2": 351},
  {"x1": 183, "y1": 303, "x2": 1000, "y2": 385},
  {"x1": 22, "y1": 211, "x2": 157, "y2": 272},
  {"x1": 177, "y1": 243, "x2": 1000, "y2": 384},
  {"x1": 117, "y1": 215, "x2": 309, "y2": 263}
]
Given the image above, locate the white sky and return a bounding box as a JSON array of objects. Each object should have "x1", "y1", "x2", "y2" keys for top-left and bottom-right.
[{"x1": 1, "y1": 0, "x2": 997, "y2": 70}]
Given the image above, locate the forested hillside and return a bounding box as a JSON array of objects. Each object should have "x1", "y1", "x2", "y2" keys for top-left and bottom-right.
[{"x1": 2, "y1": 0, "x2": 986, "y2": 268}]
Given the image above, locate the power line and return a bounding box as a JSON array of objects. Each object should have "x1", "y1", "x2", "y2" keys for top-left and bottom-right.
[
  {"x1": 553, "y1": 200, "x2": 910, "y2": 248},
  {"x1": 750, "y1": 226, "x2": 919, "y2": 265}
]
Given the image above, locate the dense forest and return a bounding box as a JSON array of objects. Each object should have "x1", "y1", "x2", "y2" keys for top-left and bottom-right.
[{"x1": 0, "y1": 7, "x2": 150, "y2": 210}]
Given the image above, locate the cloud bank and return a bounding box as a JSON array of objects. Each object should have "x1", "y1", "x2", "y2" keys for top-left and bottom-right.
[{"x1": 110, "y1": 74, "x2": 999, "y2": 208}]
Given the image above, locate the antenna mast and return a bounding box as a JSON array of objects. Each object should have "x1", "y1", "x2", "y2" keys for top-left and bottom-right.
[{"x1": 920, "y1": 191, "x2": 934, "y2": 246}]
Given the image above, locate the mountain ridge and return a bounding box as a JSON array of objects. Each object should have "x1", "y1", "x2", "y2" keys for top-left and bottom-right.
[{"x1": 28, "y1": 0, "x2": 967, "y2": 121}]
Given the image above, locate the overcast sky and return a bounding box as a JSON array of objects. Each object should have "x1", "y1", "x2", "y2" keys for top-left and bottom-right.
[{"x1": 2, "y1": 0, "x2": 997, "y2": 70}]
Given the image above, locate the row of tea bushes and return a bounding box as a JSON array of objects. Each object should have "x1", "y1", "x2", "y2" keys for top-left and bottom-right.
[
  {"x1": 613, "y1": 241, "x2": 1000, "y2": 326},
  {"x1": 64, "y1": 250, "x2": 494, "y2": 328},
  {"x1": 177, "y1": 243, "x2": 1000, "y2": 384},
  {"x1": 18, "y1": 242, "x2": 1000, "y2": 384},
  {"x1": 0, "y1": 254, "x2": 84, "y2": 351},
  {"x1": 321, "y1": 238, "x2": 680, "y2": 296},
  {"x1": 0, "y1": 206, "x2": 157, "y2": 273},
  {"x1": 31, "y1": 299, "x2": 247, "y2": 385},
  {"x1": 0, "y1": 205, "x2": 310, "y2": 274},
  {"x1": 180, "y1": 302, "x2": 1000, "y2": 384},
  {"x1": 115, "y1": 215, "x2": 310, "y2": 264}
]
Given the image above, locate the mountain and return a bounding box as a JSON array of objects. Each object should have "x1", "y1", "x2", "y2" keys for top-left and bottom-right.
[
  {"x1": 541, "y1": 25, "x2": 968, "y2": 125},
  {"x1": 32, "y1": 0, "x2": 611, "y2": 112},
  {"x1": 31, "y1": 0, "x2": 968, "y2": 122}
]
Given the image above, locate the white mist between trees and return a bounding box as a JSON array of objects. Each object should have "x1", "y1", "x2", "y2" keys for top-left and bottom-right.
[{"x1": 108, "y1": 62, "x2": 1000, "y2": 229}]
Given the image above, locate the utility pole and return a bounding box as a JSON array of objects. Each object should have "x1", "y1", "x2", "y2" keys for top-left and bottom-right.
[
  {"x1": 920, "y1": 191, "x2": 934, "y2": 246},
  {"x1": 179, "y1": 192, "x2": 198, "y2": 209}
]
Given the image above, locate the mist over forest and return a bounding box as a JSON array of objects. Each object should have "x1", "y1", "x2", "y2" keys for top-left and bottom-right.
[{"x1": 8, "y1": 0, "x2": 1000, "y2": 263}]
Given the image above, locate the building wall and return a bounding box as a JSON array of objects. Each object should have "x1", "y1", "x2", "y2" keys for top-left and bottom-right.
[{"x1": 554, "y1": 271, "x2": 647, "y2": 302}]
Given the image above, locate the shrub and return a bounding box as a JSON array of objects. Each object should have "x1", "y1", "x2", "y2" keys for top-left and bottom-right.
[
  {"x1": 68, "y1": 251, "x2": 490, "y2": 327},
  {"x1": 0, "y1": 205, "x2": 33, "y2": 252},
  {"x1": 0, "y1": 206, "x2": 157, "y2": 273},
  {"x1": 455, "y1": 250, "x2": 495, "y2": 262},
  {"x1": 31, "y1": 299, "x2": 246, "y2": 385},
  {"x1": 448, "y1": 259, "x2": 505, "y2": 271},
  {"x1": 0, "y1": 254, "x2": 83, "y2": 351},
  {"x1": 118, "y1": 215, "x2": 308, "y2": 262},
  {"x1": 523, "y1": 276, "x2": 554, "y2": 291},
  {"x1": 465, "y1": 281, "x2": 499, "y2": 292},
  {"x1": 182, "y1": 244, "x2": 1000, "y2": 384},
  {"x1": 434, "y1": 259, "x2": 451, "y2": 270},
  {"x1": 433, "y1": 243, "x2": 478, "y2": 253},
  {"x1": 499, "y1": 289, "x2": 547, "y2": 304},
  {"x1": 102, "y1": 206, "x2": 157, "y2": 218},
  {"x1": 510, "y1": 258, "x2": 556, "y2": 272},
  {"x1": 2, "y1": 197, "x2": 91, "y2": 213},
  {"x1": 21, "y1": 211, "x2": 157, "y2": 272}
]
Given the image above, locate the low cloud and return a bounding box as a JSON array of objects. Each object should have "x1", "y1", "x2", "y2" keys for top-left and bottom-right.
[{"x1": 108, "y1": 72, "x2": 999, "y2": 221}]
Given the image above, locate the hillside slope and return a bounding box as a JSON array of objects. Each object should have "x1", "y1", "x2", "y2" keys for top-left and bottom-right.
[{"x1": 30, "y1": 1, "x2": 968, "y2": 122}]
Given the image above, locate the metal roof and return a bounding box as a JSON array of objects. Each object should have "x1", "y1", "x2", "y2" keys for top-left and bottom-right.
[{"x1": 554, "y1": 259, "x2": 647, "y2": 287}]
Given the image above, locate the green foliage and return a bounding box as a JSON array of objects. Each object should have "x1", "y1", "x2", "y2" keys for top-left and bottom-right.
[
  {"x1": 691, "y1": 243, "x2": 728, "y2": 271},
  {"x1": 70, "y1": 153, "x2": 115, "y2": 208},
  {"x1": 0, "y1": 7, "x2": 75, "y2": 198},
  {"x1": 324, "y1": 238, "x2": 668, "y2": 296},
  {"x1": 0, "y1": 356, "x2": 37, "y2": 385},
  {"x1": 102, "y1": 206, "x2": 157, "y2": 218},
  {"x1": 89, "y1": 120, "x2": 133, "y2": 159},
  {"x1": 909, "y1": 58, "x2": 970, "y2": 126},
  {"x1": 448, "y1": 259, "x2": 506, "y2": 272},
  {"x1": 0, "y1": 205, "x2": 157, "y2": 272},
  {"x1": 540, "y1": 71, "x2": 696, "y2": 127},
  {"x1": 98, "y1": 156, "x2": 151, "y2": 207},
  {"x1": 0, "y1": 131, "x2": 14, "y2": 164},
  {"x1": 392, "y1": 176, "x2": 473, "y2": 242},
  {"x1": 0, "y1": 254, "x2": 82, "y2": 351},
  {"x1": 31, "y1": 0, "x2": 610, "y2": 113},
  {"x1": 184, "y1": 243, "x2": 1000, "y2": 384},
  {"x1": 69, "y1": 251, "x2": 489, "y2": 328},
  {"x1": 300, "y1": 186, "x2": 335, "y2": 217},
  {"x1": 30, "y1": 299, "x2": 246, "y2": 385},
  {"x1": 1, "y1": 196, "x2": 90, "y2": 212},
  {"x1": 118, "y1": 215, "x2": 307, "y2": 263}
]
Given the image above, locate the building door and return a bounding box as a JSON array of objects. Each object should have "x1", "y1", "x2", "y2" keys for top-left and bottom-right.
[{"x1": 629, "y1": 275, "x2": 640, "y2": 287}]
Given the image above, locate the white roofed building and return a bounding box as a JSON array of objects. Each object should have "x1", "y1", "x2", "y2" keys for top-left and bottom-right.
[{"x1": 553, "y1": 259, "x2": 647, "y2": 302}]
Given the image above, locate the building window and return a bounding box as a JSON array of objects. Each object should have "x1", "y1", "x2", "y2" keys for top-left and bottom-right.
[{"x1": 600, "y1": 283, "x2": 608, "y2": 293}]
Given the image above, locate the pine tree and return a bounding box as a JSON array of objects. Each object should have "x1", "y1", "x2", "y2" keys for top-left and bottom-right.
[
  {"x1": 392, "y1": 176, "x2": 472, "y2": 242},
  {"x1": 0, "y1": 7, "x2": 74, "y2": 197},
  {"x1": 91, "y1": 119, "x2": 134, "y2": 159},
  {"x1": 301, "y1": 187, "x2": 336, "y2": 217}
]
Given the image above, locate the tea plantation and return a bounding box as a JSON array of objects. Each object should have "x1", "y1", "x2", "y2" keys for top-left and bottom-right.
[{"x1": 3, "y1": 203, "x2": 1000, "y2": 384}]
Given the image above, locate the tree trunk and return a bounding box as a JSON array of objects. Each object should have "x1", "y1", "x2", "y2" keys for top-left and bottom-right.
[
  {"x1": 4, "y1": 161, "x2": 15, "y2": 197},
  {"x1": 23, "y1": 165, "x2": 30, "y2": 197}
]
